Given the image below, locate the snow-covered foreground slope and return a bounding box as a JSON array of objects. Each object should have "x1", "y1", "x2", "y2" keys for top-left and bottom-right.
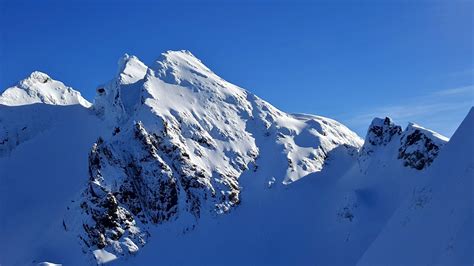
[
  {"x1": 0, "y1": 50, "x2": 470, "y2": 266},
  {"x1": 0, "y1": 104, "x2": 105, "y2": 265},
  {"x1": 358, "y1": 107, "x2": 474, "y2": 266}
]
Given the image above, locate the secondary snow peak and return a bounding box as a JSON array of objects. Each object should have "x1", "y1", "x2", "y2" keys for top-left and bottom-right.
[
  {"x1": 0, "y1": 71, "x2": 91, "y2": 107},
  {"x1": 117, "y1": 54, "x2": 148, "y2": 85}
]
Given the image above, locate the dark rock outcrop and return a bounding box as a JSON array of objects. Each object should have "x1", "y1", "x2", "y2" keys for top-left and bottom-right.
[
  {"x1": 360, "y1": 118, "x2": 447, "y2": 171},
  {"x1": 398, "y1": 124, "x2": 446, "y2": 170}
]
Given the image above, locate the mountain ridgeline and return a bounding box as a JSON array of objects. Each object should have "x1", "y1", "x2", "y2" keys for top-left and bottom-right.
[{"x1": 0, "y1": 50, "x2": 470, "y2": 266}]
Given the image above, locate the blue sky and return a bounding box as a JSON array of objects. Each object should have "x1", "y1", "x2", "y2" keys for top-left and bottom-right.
[{"x1": 0, "y1": 0, "x2": 472, "y2": 137}]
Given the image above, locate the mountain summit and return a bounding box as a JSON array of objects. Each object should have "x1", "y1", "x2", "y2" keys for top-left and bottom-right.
[{"x1": 0, "y1": 50, "x2": 470, "y2": 266}]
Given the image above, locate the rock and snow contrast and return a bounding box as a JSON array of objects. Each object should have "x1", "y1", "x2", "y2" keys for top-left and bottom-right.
[{"x1": 0, "y1": 50, "x2": 471, "y2": 266}]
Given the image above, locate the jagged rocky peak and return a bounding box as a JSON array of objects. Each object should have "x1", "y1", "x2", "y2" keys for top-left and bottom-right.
[
  {"x1": 360, "y1": 116, "x2": 448, "y2": 170},
  {"x1": 365, "y1": 117, "x2": 402, "y2": 146},
  {"x1": 0, "y1": 71, "x2": 91, "y2": 107},
  {"x1": 398, "y1": 123, "x2": 448, "y2": 170}
]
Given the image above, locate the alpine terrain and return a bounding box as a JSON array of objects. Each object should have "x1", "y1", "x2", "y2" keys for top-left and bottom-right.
[{"x1": 0, "y1": 50, "x2": 472, "y2": 265}]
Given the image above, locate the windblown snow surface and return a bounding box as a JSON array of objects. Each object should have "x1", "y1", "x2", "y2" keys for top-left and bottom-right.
[{"x1": 0, "y1": 50, "x2": 471, "y2": 266}]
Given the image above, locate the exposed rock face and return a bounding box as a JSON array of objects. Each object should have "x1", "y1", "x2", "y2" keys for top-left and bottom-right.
[
  {"x1": 359, "y1": 117, "x2": 448, "y2": 170},
  {"x1": 78, "y1": 139, "x2": 147, "y2": 256},
  {"x1": 398, "y1": 123, "x2": 447, "y2": 170},
  {"x1": 364, "y1": 117, "x2": 402, "y2": 148},
  {"x1": 75, "y1": 117, "x2": 254, "y2": 254}
]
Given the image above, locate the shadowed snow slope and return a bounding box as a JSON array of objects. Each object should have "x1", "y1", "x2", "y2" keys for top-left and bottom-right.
[
  {"x1": 0, "y1": 50, "x2": 469, "y2": 266},
  {"x1": 0, "y1": 104, "x2": 105, "y2": 265}
]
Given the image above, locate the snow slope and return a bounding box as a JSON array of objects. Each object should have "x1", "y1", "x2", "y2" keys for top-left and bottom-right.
[{"x1": 0, "y1": 50, "x2": 469, "y2": 266}]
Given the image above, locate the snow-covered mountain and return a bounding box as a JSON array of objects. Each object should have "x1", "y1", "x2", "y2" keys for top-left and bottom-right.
[{"x1": 0, "y1": 50, "x2": 471, "y2": 266}]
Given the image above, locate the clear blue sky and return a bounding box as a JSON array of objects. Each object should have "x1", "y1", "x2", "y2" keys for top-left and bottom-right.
[{"x1": 1, "y1": 0, "x2": 472, "y2": 137}]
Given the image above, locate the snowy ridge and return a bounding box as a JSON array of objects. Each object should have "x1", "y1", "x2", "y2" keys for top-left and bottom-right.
[
  {"x1": 0, "y1": 50, "x2": 468, "y2": 266},
  {"x1": 0, "y1": 71, "x2": 91, "y2": 107}
]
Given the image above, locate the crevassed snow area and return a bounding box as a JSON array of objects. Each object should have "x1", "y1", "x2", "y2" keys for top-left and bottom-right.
[{"x1": 0, "y1": 50, "x2": 471, "y2": 266}]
